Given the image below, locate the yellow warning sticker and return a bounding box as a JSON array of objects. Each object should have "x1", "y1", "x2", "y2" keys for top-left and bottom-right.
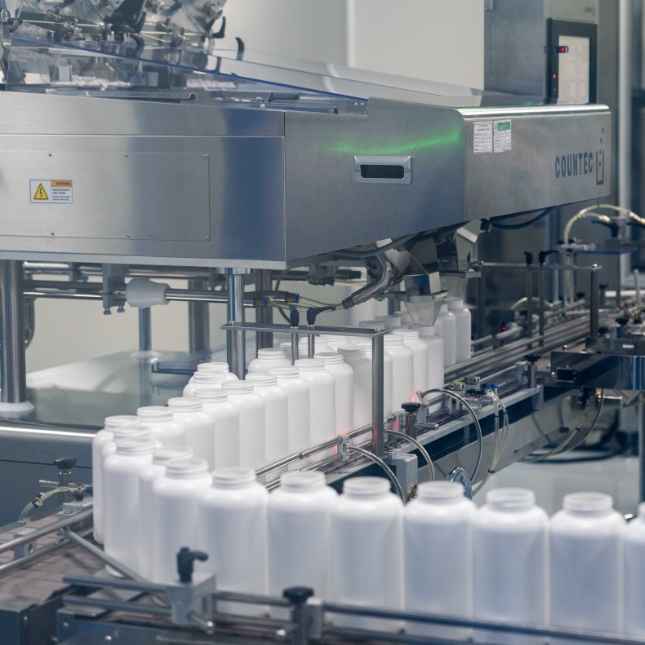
[{"x1": 30, "y1": 180, "x2": 73, "y2": 204}]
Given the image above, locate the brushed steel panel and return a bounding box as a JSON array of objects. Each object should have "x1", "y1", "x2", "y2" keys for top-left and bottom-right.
[{"x1": 0, "y1": 151, "x2": 210, "y2": 241}]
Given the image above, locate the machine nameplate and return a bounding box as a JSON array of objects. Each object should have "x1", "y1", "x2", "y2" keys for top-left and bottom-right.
[
  {"x1": 474, "y1": 122, "x2": 493, "y2": 154},
  {"x1": 494, "y1": 120, "x2": 512, "y2": 153}
]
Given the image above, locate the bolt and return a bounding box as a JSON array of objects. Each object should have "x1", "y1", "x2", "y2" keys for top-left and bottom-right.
[
  {"x1": 124, "y1": 154, "x2": 128, "y2": 158},
  {"x1": 126, "y1": 234, "x2": 130, "y2": 238},
  {"x1": 63, "y1": 622, "x2": 70, "y2": 629},
  {"x1": 105, "y1": 636, "x2": 112, "y2": 641},
  {"x1": 50, "y1": 232, "x2": 54, "y2": 236},
  {"x1": 204, "y1": 154, "x2": 208, "y2": 158},
  {"x1": 22, "y1": 615, "x2": 28, "y2": 624},
  {"x1": 48, "y1": 153, "x2": 52, "y2": 157}
]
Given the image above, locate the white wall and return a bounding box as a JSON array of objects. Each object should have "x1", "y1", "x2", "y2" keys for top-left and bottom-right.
[{"x1": 26, "y1": 1, "x2": 485, "y2": 372}]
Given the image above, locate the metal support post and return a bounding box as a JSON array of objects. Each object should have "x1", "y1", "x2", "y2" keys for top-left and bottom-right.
[
  {"x1": 0, "y1": 261, "x2": 27, "y2": 404},
  {"x1": 538, "y1": 268, "x2": 546, "y2": 348},
  {"x1": 138, "y1": 307, "x2": 151, "y2": 352},
  {"x1": 635, "y1": 269, "x2": 641, "y2": 310},
  {"x1": 476, "y1": 271, "x2": 486, "y2": 339},
  {"x1": 615, "y1": 256, "x2": 622, "y2": 310},
  {"x1": 590, "y1": 266, "x2": 600, "y2": 338},
  {"x1": 371, "y1": 333, "x2": 385, "y2": 458},
  {"x1": 307, "y1": 333, "x2": 315, "y2": 358},
  {"x1": 640, "y1": 395, "x2": 645, "y2": 504},
  {"x1": 188, "y1": 279, "x2": 210, "y2": 354},
  {"x1": 526, "y1": 266, "x2": 534, "y2": 338},
  {"x1": 255, "y1": 270, "x2": 273, "y2": 350},
  {"x1": 226, "y1": 273, "x2": 246, "y2": 378}
]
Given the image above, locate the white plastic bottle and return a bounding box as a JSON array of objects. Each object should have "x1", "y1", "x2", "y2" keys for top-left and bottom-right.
[
  {"x1": 139, "y1": 447, "x2": 194, "y2": 579},
  {"x1": 338, "y1": 346, "x2": 371, "y2": 431},
  {"x1": 137, "y1": 406, "x2": 186, "y2": 448},
  {"x1": 413, "y1": 325, "x2": 445, "y2": 393},
  {"x1": 549, "y1": 492, "x2": 624, "y2": 636},
  {"x1": 358, "y1": 319, "x2": 386, "y2": 331},
  {"x1": 384, "y1": 334, "x2": 414, "y2": 412},
  {"x1": 448, "y1": 298, "x2": 472, "y2": 364},
  {"x1": 392, "y1": 328, "x2": 428, "y2": 396},
  {"x1": 436, "y1": 304, "x2": 457, "y2": 368},
  {"x1": 167, "y1": 397, "x2": 215, "y2": 465},
  {"x1": 188, "y1": 361, "x2": 238, "y2": 383},
  {"x1": 245, "y1": 374, "x2": 289, "y2": 480},
  {"x1": 104, "y1": 438, "x2": 156, "y2": 574},
  {"x1": 247, "y1": 348, "x2": 291, "y2": 374},
  {"x1": 294, "y1": 358, "x2": 336, "y2": 461},
  {"x1": 331, "y1": 477, "x2": 404, "y2": 632},
  {"x1": 472, "y1": 488, "x2": 548, "y2": 645},
  {"x1": 183, "y1": 371, "x2": 226, "y2": 397},
  {"x1": 321, "y1": 335, "x2": 353, "y2": 350},
  {"x1": 623, "y1": 502, "x2": 645, "y2": 636},
  {"x1": 375, "y1": 314, "x2": 402, "y2": 330},
  {"x1": 268, "y1": 472, "x2": 338, "y2": 617},
  {"x1": 221, "y1": 381, "x2": 266, "y2": 470},
  {"x1": 404, "y1": 482, "x2": 475, "y2": 641},
  {"x1": 193, "y1": 388, "x2": 240, "y2": 469},
  {"x1": 354, "y1": 337, "x2": 393, "y2": 416},
  {"x1": 269, "y1": 367, "x2": 310, "y2": 467},
  {"x1": 92, "y1": 415, "x2": 142, "y2": 544},
  {"x1": 315, "y1": 351, "x2": 354, "y2": 435},
  {"x1": 299, "y1": 336, "x2": 328, "y2": 357},
  {"x1": 150, "y1": 458, "x2": 212, "y2": 584},
  {"x1": 198, "y1": 468, "x2": 269, "y2": 615}
]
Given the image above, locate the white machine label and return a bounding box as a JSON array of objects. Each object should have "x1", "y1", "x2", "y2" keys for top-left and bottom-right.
[
  {"x1": 473, "y1": 122, "x2": 493, "y2": 153},
  {"x1": 30, "y1": 180, "x2": 73, "y2": 204},
  {"x1": 494, "y1": 121, "x2": 512, "y2": 153}
]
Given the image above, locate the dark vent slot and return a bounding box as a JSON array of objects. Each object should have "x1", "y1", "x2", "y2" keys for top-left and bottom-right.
[{"x1": 360, "y1": 165, "x2": 405, "y2": 180}]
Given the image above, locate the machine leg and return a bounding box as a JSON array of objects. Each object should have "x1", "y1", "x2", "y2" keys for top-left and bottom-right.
[
  {"x1": 640, "y1": 396, "x2": 645, "y2": 504},
  {"x1": 255, "y1": 270, "x2": 273, "y2": 350},
  {"x1": 188, "y1": 279, "x2": 210, "y2": 354},
  {"x1": 371, "y1": 333, "x2": 385, "y2": 458},
  {"x1": 226, "y1": 272, "x2": 246, "y2": 378},
  {"x1": 0, "y1": 261, "x2": 28, "y2": 404},
  {"x1": 138, "y1": 307, "x2": 152, "y2": 352}
]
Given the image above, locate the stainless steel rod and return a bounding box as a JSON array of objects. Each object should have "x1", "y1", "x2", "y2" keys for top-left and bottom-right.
[
  {"x1": 372, "y1": 333, "x2": 385, "y2": 458},
  {"x1": 590, "y1": 265, "x2": 600, "y2": 337},
  {"x1": 255, "y1": 270, "x2": 274, "y2": 350},
  {"x1": 138, "y1": 307, "x2": 151, "y2": 352},
  {"x1": 63, "y1": 595, "x2": 172, "y2": 616},
  {"x1": 188, "y1": 279, "x2": 210, "y2": 354},
  {"x1": 0, "y1": 261, "x2": 27, "y2": 403},
  {"x1": 226, "y1": 273, "x2": 246, "y2": 378}
]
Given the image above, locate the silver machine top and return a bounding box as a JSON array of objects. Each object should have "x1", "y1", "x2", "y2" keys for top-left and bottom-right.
[{"x1": 0, "y1": 0, "x2": 611, "y2": 268}]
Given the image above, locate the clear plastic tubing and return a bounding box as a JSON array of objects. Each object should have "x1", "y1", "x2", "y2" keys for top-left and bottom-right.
[
  {"x1": 193, "y1": 388, "x2": 240, "y2": 469},
  {"x1": 623, "y1": 502, "x2": 645, "y2": 636},
  {"x1": 294, "y1": 358, "x2": 336, "y2": 461},
  {"x1": 472, "y1": 488, "x2": 548, "y2": 645},
  {"x1": 103, "y1": 438, "x2": 156, "y2": 574},
  {"x1": 183, "y1": 371, "x2": 226, "y2": 397},
  {"x1": 404, "y1": 482, "x2": 475, "y2": 641},
  {"x1": 435, "y1": 304, "x2": 457, "y2": 368},
  {"x1": 245, "y1": 373, "x2": 289, "y2": 481},
  {"x1": 269, "y1": 367, "x2": 310, "y2": 468},
  {"x1": 138, "y1": 447, "x2": 193, "y2": 579},
  {"x1": 338, "y1": 346, "x2": 371, "y2": 432},
  {"x1": 137, "y1": 406, "x2": 186, "y2": 449},
  {"x1": 392, "y1": 328, "x2": 428, "y2": 396},
  {"x1": 314, "y1": 351, "x2": 354, "y2": 436},
  {"x1": 247, "y1": 348, "x2": 291, "y2": 374},
  {"x1": 150, "y1": 458, "x2": 212, "y2": 584},
  {"x1": 353, "y1": 337, "x2": 393, "y2": 416},
  {"x1": 221, "y1": 381, "x2": 266, "y2": 470},
  {"x1": 549, "y1": 492, "x2": 624, "y2": 637},
  {"x1": 413, "y1": 325, "x2": 445, "y2": 394},
  {"x1": 187, "y1": 361, "x2": 238, "y2": 384},
  {"x1": 268, "y1": 472, "x2": 338, "y2": 618},
  {"x1": 92, "y1": 415, "x2": 142, "y2": 544},
  {"x1": 383, "y1": 334, "x2": 414, "y2": 412},
  {"x1": 168, "y1": 397, "x2": 216, "y2": 465},
  {"x1": 331, "y1": 477, "x2": 404, "y2": 632},
  {"x1": 198, "y1": 467, "x2": 269, "y2": 616},
  {"x1": 448, "y1": 298, "x2": 472, "y2": 364}
]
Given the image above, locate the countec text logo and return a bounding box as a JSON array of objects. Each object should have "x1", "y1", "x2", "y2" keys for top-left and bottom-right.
[{"x1": 555, "y1": 150, "x2": 604, "y2": 185}]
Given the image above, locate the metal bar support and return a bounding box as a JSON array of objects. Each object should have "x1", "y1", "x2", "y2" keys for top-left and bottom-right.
[
  {"x1": 538, "y1": 267, "x2": 546, "y2": 348},
  {"x1": 371, "y1": 333, "x2": 385, "y2": 458},
  {"x1": 526, "y1": 266, "x2": 533, "y2": 339},
  {"x1": 188, "y1": 279, "x2": 210, "y2": 354},
  {"x1": 640, "y1": 395, "x2": 645, "y2": 504},
  {"x1": 590, "y1": 265, "x2": 600, "y2": 338},
  {"x1": 138, "y1": 307, "x2": 151, "y2": 352},
  {"x1": 226, "y1": 273, "x2": 246, "y2": 378},
  {"x1": 255, "y1": 270, "x2": 274, "y2": 350},
  {"x1": 0, "y1": 261, "x2": 27, "y2": 403},
  {"x1": 476, "y1": 270, "x2": 486, "y2": 339}
]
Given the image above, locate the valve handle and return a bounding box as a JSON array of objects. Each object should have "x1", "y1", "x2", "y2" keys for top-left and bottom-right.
[
  {"x1": 524, "y1": 251, "x2": 533, "y2": 266},
  {"x1": 402, "y1": 402, "x2": 421, "y2": 414},
  {"x1": 177, "y1": 547, "x2": 208, "y2": 583},
  {"x1": 591, "y1": 219, "x2": 620, "y2": 238},
  {"x1": 283, "y1": 586, "x2": 314, "y2": 605},
  {"x1": 538, "y1": 249, "x2": 558, "y2": 266},
  {"x1": 54, "y1": 458, "x2": 77, "y2": 470}
]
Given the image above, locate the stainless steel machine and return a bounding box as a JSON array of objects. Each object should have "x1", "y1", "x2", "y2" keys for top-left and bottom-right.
[{"x1": 0, "y1": 0, "x2": 644, "y2": 643}]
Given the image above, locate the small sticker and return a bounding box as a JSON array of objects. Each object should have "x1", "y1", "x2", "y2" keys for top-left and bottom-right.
[
  {"x1": 494, "y1": 120, "x2": 512, "y2": 153},
  {"x1": 30, "y1": 180, "x2": 73, "y2": 204},
  {"x1": 474, "y1": 122, "x2": 493, "y2": 154}
]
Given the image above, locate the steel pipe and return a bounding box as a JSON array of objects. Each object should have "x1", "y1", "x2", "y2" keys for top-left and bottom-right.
[
  {"x1": 188, "y1": 279, "x2": 210, "y2": 354},
  {"x1": 226, "y1": 272, "x2": 246, "y2": 378}
]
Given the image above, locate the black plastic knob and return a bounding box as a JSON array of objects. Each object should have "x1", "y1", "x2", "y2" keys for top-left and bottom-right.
[
  {"x1": 54, "y1": 458, "x2": 77, "y2": 470},
  {"x1": 524, "y1": 354, "x2": 540, "y2": 364},
  {"x1": 402, "y1": 402, "x2": 421, "y2": 414},
  {"x1": 283, "y1": 586, "x2": 314, "y2": 605},
  {"x1": 177, "y1": 547, "x2": 209, "y2": 583},
  {"x1": 538, "y1": 249, "x2": 558, "y2": 266},
  {"x1": 524, "y1": 251, "x2": 533, "y2": 266}
]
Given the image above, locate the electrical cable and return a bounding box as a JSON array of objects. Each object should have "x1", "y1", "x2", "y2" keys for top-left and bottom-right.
[
  {"x1": 419, "y1": 388, "x2": 484, "y2": 482},
  {"x1": 346, "y1": 446, "x2": 406, "y2": 500},
  {"x1": 491, "y1": 208, "x2": 554, "y2": 230},
  {"x1": 385, "y1": 429, "x2": 435, "y2": 481}
]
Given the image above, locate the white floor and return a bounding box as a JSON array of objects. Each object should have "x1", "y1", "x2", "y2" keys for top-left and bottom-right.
[{"x1": 476, "y1": 455, "x2": 641, "y2": 517}]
